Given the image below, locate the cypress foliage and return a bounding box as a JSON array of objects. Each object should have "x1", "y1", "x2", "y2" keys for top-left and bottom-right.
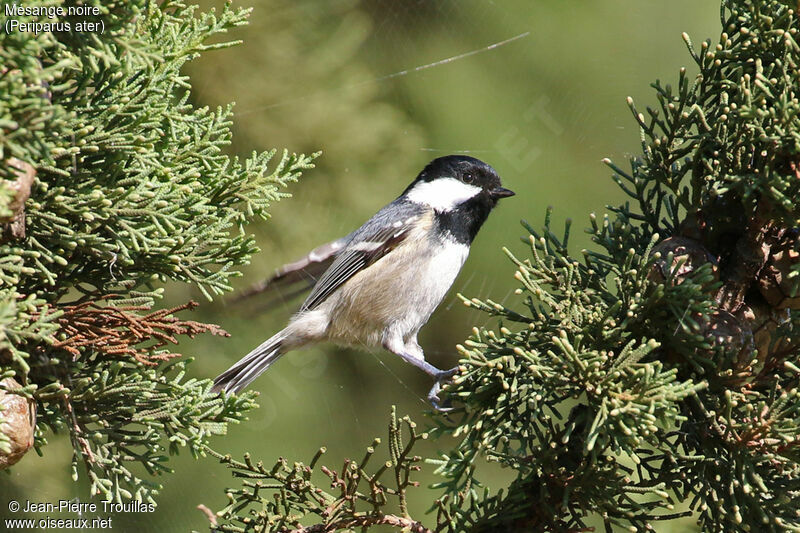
[
  {"x1": 210, "y1": 0, "x2": 800, "y2": 531},
  {"x1": 1, "y1": 1, "x2": 314, "y2": 503}
]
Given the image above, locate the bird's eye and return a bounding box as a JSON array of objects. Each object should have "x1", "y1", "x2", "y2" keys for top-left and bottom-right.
[{"x1": 463, "y1": 173, "x2": 474, "y2": 184}]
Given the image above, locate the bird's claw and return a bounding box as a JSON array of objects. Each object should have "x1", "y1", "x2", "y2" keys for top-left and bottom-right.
[{"x1": 428, "y1": 366, "x2": 459, "y2": 412}]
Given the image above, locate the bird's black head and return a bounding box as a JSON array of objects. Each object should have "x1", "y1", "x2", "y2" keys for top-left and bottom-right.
[
  {"x1": 403, "y1": 155, "x2": 514, "y2": 244},
  {"x1": 404, "y1": 155, "x2": 514, "y2": 209}
]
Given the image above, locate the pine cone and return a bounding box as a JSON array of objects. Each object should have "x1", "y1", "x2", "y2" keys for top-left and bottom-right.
[
  {"x1": 1, "y1": 157, "x2": 36, "y2": 242},
  {"x1": 736, "y1": 300, "x2": 792, "y2": 365},
  {"x1": 649, "y1": 236, "x2": 718, "y2": 285},
  {"x1": 703, "y1": 310, "x2": 755, "y2": 371},
  {"x1": 679, "y1": 196, "x2": 747, "y2": 256},
  {"x1": 758, "y1": 228, "x2": 800, "y2": 309},
  {"x1": 0, "y1": 378, "x2": 36, "y2": 469}
]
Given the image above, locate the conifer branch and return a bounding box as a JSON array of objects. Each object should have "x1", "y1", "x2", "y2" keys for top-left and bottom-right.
[
  {"x1": 1, "y1": 0, "x2": 309, "y2": 502},
  {"x1": 208, "y1": 407, "x2": 429, "y2": 532},
  {"x1": 53, "y1": 299, "x2": 228, "y2": 366}
]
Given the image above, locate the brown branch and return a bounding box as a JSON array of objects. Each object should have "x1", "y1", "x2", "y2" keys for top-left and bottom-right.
[
  {"x1": 288, "y1": 513, "x2": 432, "y2": 533},
  {"x1": 61, "y1": 389, "x2": 96, "y2": 463},
  {"x1": 716, "y1": 200, "x2": 776, "y2": 313},
  {"x1": 1, "y1": 158, "x2": 36, "y2": 242},
  {"x1": 53, "y1": 299, "x2": 229, "y2": 365},
  {"x1": 196, "y1": 504, "x2": 218, "y2": 526}
]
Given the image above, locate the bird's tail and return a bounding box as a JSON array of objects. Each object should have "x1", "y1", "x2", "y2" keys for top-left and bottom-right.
[{"x1": 211, "y1": 331, "x2": 288, "y2": 394}]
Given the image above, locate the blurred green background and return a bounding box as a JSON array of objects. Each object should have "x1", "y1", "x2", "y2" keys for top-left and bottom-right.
[{"x1": 2, "y1": 1, "x2": 719, "y2": 531}]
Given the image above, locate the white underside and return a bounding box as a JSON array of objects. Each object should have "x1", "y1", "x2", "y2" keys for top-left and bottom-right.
[{"x1": 285, "y1": 226, "x2": 470, "y2": 360}]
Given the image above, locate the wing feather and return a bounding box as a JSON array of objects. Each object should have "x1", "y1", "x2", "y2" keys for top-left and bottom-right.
[
  {"x1": 232, "y1": 234, "x2": 352, "y2": 304},
  {"x1": 300, "y1": 200, "x2": 424, "y2": 312}
]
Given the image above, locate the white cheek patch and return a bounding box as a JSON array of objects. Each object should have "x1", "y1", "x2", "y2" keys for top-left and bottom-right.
[{"x1": 406, "y1": 178, "x2": 482, "y2": 211}]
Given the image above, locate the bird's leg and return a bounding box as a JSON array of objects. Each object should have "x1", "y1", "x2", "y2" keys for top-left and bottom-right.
[
  {"x1": 383, "y1": 337, "x2": 459, "y2": 411},
  {"x1": 391, "y1": 348, "x2": 443, "y2": 376},
  {"x1": 426, "y1": 367, "x2": 459, "y2": 411}
]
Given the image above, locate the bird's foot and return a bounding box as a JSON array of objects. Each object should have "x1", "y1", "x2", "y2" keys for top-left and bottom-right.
[{"x1": 427, "y1": 366, "x2": 459, "y2": 412}]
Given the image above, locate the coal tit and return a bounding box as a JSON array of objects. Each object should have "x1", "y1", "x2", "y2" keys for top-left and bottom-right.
[{"x1": 212, "y1": 155, "x2": 514, "y2": 408}]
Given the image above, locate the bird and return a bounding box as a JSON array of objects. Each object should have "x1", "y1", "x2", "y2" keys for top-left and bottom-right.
[{"x1": 212, "y1": 155, "x2": 514, "y2": 408}]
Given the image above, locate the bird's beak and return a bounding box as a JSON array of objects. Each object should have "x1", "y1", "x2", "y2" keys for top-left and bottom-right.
[{"x1": 490, "y1": 187, "x2": 515, "y2": 200}]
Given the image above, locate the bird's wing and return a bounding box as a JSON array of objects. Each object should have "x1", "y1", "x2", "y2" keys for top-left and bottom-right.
[
  {"x1": 300, "y1": 200, "x2": 425, "y2": 312},
  {"x1": 232, "y1": 234, "x2": 353, "y2": 304}
]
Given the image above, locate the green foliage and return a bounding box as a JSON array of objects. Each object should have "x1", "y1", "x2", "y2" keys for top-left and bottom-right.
[
  {"x1": 47, "y1": 359, "x2": 257, "y2": 503},
  {"x1": 419, "y1": 207, "x2": 719, "y2": 531},
  {"x1": 212, "y1": 0, "x2": 800, "y2": 531},
  {"x1": 1, "y1": 0, "x2": 313, "y2": 504},
  {"x1": 611, "y1": 1, "x2": 800, "y2": 229},
  {"x1": 17, "y1": 1, "x2": 314, "y2": 302},
  {"x1": 209, "y1": 407, "x2": 429, "y2": 533}
]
